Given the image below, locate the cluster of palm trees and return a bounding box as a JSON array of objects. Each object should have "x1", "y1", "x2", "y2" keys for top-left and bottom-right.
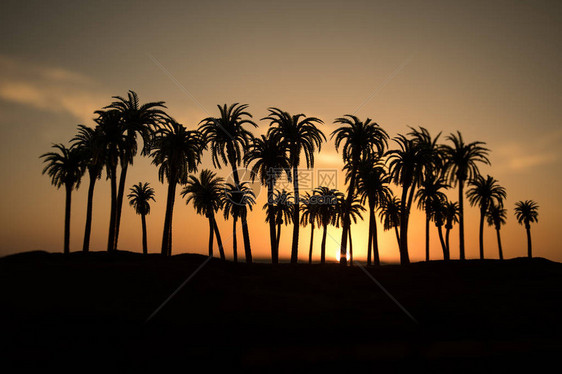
[{"x1": 41, "y1": 90, "x2": 540, "y2": 264}]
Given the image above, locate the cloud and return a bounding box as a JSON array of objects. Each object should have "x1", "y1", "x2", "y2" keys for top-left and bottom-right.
[
  {"x1": 0, "y1": 55, "x2": 107, "y2": 123},
  {"x1": 495, "y1": 130, "x2": 561, "y2": 171}
]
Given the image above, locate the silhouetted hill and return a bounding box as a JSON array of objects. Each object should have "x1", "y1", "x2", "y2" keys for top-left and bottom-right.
[{"x1": 1, "y1": 251, "x2": 561, "y2": 371}]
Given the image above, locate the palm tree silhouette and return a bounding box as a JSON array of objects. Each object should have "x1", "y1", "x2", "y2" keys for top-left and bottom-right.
[
  {"x1": 354, "y1": 158, "x2": 392, "y2": 266},
  {"x1": 151, "y1": 120, "x2": 203, "y2": 256},
  {"x1": 127, "y1": 182, "x2": 155, "y2": 255},
  {"x1": 264, "y1": 189, "x2": 294, "y2": 256},
  {"x1": 182, "y1": 170, "x2": 226, "y2": 260},
  {"x1": 105, "y1": 91, "x2": 168, "y2": 251},
  {"x1": 467, "y1": 175, "x2": 506, "y2": 259},
  {"x1": 313, "y1": 187, "x2": 342, "y2": 264},
  {"x1": 415, "y1": 173, "x2": 448, "y2": 261},
  {"x1": 200, "y1": 103, "x2": 256, "y2": 263},
  {"x1": 379, "y1": 194, "x2": 402, "y2": 249},
  {"x1": 93, "y1": 109, "x2": 127, "y2": 252},
  {"x1": 264, "y1": 108, "x2": 325, "y2": 264},
  {"x1": 223, "y1": 182, "x2": 256, "y2": 263},
  {"x1": 444, "y1": 131, "x2": 490, "y2": 260},
  {"x1": 429, "y1": 198, "x2": 449, "y2": 260},
  {"x1": 336, "y1": 193, "x2": 365, "y2": 266},
  {"x1": 486, "y1": 203, "x2": 507, "y2": 260},
  {"x1": 300, "y1": 192, "x2": 321, "y2": 264},
  {"x1": 41, "y1": 144, "x2": 84, "y2": 255},
  {"x1": 71, "y1": 125, "x2": 104, "y2": 252},
  {"x1": 443, "y1": 200, "x2": 460, "y2": 257},
  {"x1": 332, "y1": 115, "x2": 387, "y2": 265},
  {"x1": 244, "y1": 134, "x2": 291, "y2": 264},
  {"x1": 514, "y1": 200, "x2": 539, "y2": 258}
]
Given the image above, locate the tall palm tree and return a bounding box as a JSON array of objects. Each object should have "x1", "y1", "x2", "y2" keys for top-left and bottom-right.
[
  {"x1": 264, "y1": 189, "x2": 294, "y2": 256},
  {"x1": 514, "y1": 200, "x2": 539, "y2": 258},
  {"x1": 313, "y1": 187, "x2": 342, "y2": 264},
  {"x1": 105, "y1": 91, "x2": 168, "y2": 251},
  {"x1": 200, "y1": 103, "x2": 256, "y2": 263},
  {"x1": 331, "y1": 115, "x2": 388, "y2": 265},
  {"x1": 71, "y1": 125, "x2": 104, "y2": 252},
  {"x1": 379, "y1": 194, "x2": 402, "y2": 249},
  {"x1": 486, "y1": 203, "x2": 507, "y2": 260},
  {"x1": 336, "y1": 193, "x2": 365, "y2": 266},
  {"x1": 244, "y1": 134, "x2": 291, "y2": 264},
  {"x1": 94, "y1": 109, "x2": 127, "y2": 252},
  {"x1": 223, "y1": 182, "x2": 256, "y2": 263},
  {"x1": 467, "y1": 175, "x2": 506, "y2": 259},
  {"x1": 415, "y1": 174, "x2": 448, "y2": 261},
  {"x1": 181, "y1": 170, "x2": 226, "y2": 260},
  {"x1": 354, "y1": 159, "x2": 392, "y2": 266},
  {"x1": 264, "y1": 108, "x2": 325, "y2": 263},
  {"x1": 40, "y1": 144, "x2": 84, "y2": 255},
  {"x1": 443, "y1": 200, "x2": 460, "y2": 257},
  {"x1": 300, "y1": 192, "x2": 321, "y2": 264},
  {"x1": 127, "y1": 182, "x2": 155, "y2": 255},
  {"x1": 151, "y1": 120, "x2": 203, "y2": 256},
  {"x1": 444, "y1": 131, "x2": 490, "y2": 260}
]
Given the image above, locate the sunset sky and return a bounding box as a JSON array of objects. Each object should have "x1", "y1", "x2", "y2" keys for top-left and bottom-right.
[{"x1": 1, "y1": 0, "x2": 560, "y2": 262}]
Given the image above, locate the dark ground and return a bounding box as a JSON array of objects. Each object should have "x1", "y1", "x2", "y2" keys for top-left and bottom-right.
[{"x1": 0, "y1": 251, "x2": 561, "y2": 372}]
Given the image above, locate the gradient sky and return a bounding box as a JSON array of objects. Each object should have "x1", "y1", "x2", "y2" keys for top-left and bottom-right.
[{"x1": 1, "y1": 0, "x2": 561, "y2": 262}]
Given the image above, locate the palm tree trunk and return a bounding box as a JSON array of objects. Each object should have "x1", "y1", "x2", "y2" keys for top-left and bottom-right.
[
  {"x1": 321, "y1": 224, "x2": 327, "y2": 264},
  {"x1": 340, "y1": 169, "x2": 357, "y2": 266},
  {"x1": 107, "y1": 165, "x2": 117, "y2": 252},
  {"x1": 113, "y1": 162, "x2": 128, "y2": 250},
  {"x1": 228, "y1": 157, "x2": 252, "y2": 263},
  {"x1": 208, "y1": 216, "x2": 214, "y2": 257},
  {"x1": 291, "y1": 161, "x2": 300, "y2": 264},
  {"x1": 526, "y1": 225, "x2": 532, "y2": 258},
  {"x1": 308, "y1": 224, "x2": 315, "y2": 264},
  {"x1": 394, "y1": 226, "x2": 401, "y2": 249},
  {"x1": 267, "y1": 181, "x2": 277, "y2": 264},
  {"x1": 458, "y1": 180, "x2": 466, "y2": 260},
  {"x1": 82, "y1": 172, "x2": 96, "y2": 252},
  {"x1": 425, "y1": 213, "x2": 430, "y2": 261},
  {"x1": 64, "y1": 184, "x2": 72, "y2": 255},
  {"x1": 276, "y1": 222, "x2": 281, "y2": 252},
  {"x1": 232, "y1": 216, "x2": 238, "y2": 263},
  {"x1": 212, "y1": 215, "x2": 225, "y2": 261},
  {"x1": 372, "y1": 211, "x2": 380, "y2": 266},
  {"x1": 437, "y1": 225, "x2": 448, "y2": 260},
  {"x1": 348, "y1": 226, "x2": 353, "y2": 266},
  {"x1": 479, "y1": 207, "x2": 486, "y2": 260},
  {"x1": 367, "y1": 204, "x2": 374, "y2": 266},
  {"x1": 445, "y1": 227, "x2": 451, "y2": 258},
  {"x1": 141, "y1": 213, "x2": 148, "y2": 255},
  {"x1": 161, "y1": 180, "x2": 177, "y2": 256},
  {"x1": 496, "y1": 227, "x2": 503, "y2": 260},
  {"x1": 399, "y1": 184, "x2": 410, "y2": 265}
]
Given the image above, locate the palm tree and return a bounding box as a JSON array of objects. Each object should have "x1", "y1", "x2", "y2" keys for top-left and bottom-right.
[
  {"x1": 264, "y1": 108, "x2": 325, "y2": 264},
  {"x1": 151, "y1": 120, "x2": 203, "y2": 256},
  {"x1": 415, "y1": 174, "x2": 448, "y2": 261},
  {"x1": 444, "y1": 131, "x2": 490, "y2": 260},
  {"x1": 514, "y1": 200, "x2": 539, "y2": 258},
  {"x1": 443, "y1": 200, "x2": 460, "y2": 257},
  {"x1": 223, "y1": 182, "x2": 256, "y2": 263},
  {"x1": 94, "y1": 109, "x2": 127, "y2": 252},
  {"x1": 182, "y1": 170, "x2": 225, "y2": 260},
  {"x1": 486, "y1": 203, "x2": 507, "y2": 260},
  {"x1": 264, "y1": 189, "x2": 294, "y2": 255},
  {"x1": 200, "y1": 103, "x2": 256, "y2": 263},
  {"x1": 71, "y1": 125, "x2": 104, "y2": 252},
  {"x1": 244, "y1": 134, "x2": 291, "y2": 264},
  {"x1": 300, "y1": 192, "x2": 321, "y2": 264},
  {"x1": 336, "y1": 193, "x2": 365, "y2": 266},
  {"x1": 314, "y1": 187, "x2": 342, "y2": 264},
  {"x1": 40, "y1": 144, "x2": 84, "y2": 255},
  {"x1": 467, "y1": 175, "x2": 506, "y2": 259},
  {"x1": 331, "y1": 115, "x2": 387, "y2": 265},
  {"x1": 379, "y1": 194, "x2": 402, "y2": 249},
  {"x1": 354, "y1": 159, "x2": 392, "y2": 266},
  {"x1": 429, "y1": 198, "x2": 449, "y2": 260},
  {"x1": 127, "y1": 182, "x2": 155, "y2": 255},
  {"x1": 105, "y1": 91, "x2": 168, "y2": 251}
]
